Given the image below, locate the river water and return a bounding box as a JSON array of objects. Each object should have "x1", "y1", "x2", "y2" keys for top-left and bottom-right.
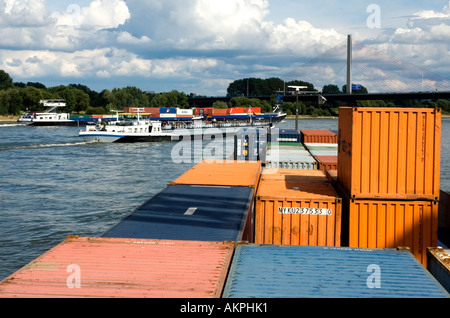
[{"x1": 0, "y1": 117, "x2": 449, "y2": 280}]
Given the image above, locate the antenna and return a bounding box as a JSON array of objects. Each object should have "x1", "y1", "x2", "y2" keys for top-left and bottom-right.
[{"x1": 288, "y1": 86, "x2": 308, "y2": 92}]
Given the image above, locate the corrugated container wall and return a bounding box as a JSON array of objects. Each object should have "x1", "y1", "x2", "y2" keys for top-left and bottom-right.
[
  {"x1": 427, "y1": 247, "x2": 450, "y2": 293},
  {"x1": 265, "y1": 143, "x2": 317, "y2": 170},
  {"x1": 338, "y1": 107, "x2": 441, "y2": 200},
  {"x1": 102, "y1": 185, "x2": 255, "y2": 242},
  {"x1": 335, "y1": 181, "x2": 439, "y2": 267},
  {"x1": 170, "y1": 160, "x2": 261, "y2": 188},
  {"x1": 261, "y1": 168, "x2": 330, "y2": 183},
  {"x1": 0, "y1": 237, "x2": 235, "y2": 298},
  {"x1": 222, "y1": 244, "x2": 450, "y2": 298},
  {"x1": 255, "y1": 173, "x2": 342, "y2": 247},
  {"x1": 233, "y1": 129, "x2": 267, "y2": 162},
  {"x1": 301, "y1": 129, "x2": 338, "y2": 143},
  {"x1": 315, "y1": 155, "x2": 338, "y2": 174}
]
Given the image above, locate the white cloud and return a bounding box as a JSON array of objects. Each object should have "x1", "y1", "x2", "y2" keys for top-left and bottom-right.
[
  {"x1": 263, "y1": 18, "x2": 345, "y2": 56},
  {"x1": 79, "y1": 0, "x2": 130, "y2": 30},
  {"x1": 117, "y1": 32, "x2": 151, "y2": 45},
  {"x1": 1, "y1": 0, "x2": 449, "y2": 95},
  {"x1": 151, "y1": 58, "x2": 219, "y2": 78},
  {"x1": 51, "y1": 0, "x2": 130, "y2": 30},
  {"x1": 0, "y1": 48, "x2": 225, "y2": 84},
  {"x1": 0, "y1": 0, "x2": 51, "y2": 27}
]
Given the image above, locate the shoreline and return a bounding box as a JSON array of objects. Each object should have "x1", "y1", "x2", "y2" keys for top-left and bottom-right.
[
  {"x1": 0, "y1": 115, "x2": 18, "y2": 123},
  {"x1": 2, "y1": 113, "x2": 449, "y2": 123}
]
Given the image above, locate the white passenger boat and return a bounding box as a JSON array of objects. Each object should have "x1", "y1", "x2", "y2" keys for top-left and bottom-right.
[
  {"x1": 79, "y1": 117, "x2": 173, "y2": 143},
  {"x1": 17, "y1": 100, "x2": 76, "y2": 126}
]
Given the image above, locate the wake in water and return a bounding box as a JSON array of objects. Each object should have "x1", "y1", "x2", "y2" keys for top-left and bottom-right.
[
  {"x1": 0, "y1": 141, "x2": 96, "y2": 151},
  {"x1": 0, "y1": 123, "x2": 26, "y2": 127}
]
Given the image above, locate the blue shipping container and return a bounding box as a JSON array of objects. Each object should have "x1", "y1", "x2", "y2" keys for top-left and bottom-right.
[
  {"x1": 160, "y1": 107, "x2": 177, "y2": 114},
  {"x1": 102, "y1": 185, "x2": 254, "y2": 242},
  {"x1": 268, "y1": 129, "x2": 300, "y2": 143},
  {"x1": 222, "y1": 244, "x2": 450, "y2": 298}
]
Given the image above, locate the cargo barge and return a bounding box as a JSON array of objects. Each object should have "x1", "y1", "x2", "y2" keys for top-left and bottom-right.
[
  {"x1": 17, "y1": 100, "x2": 81, "y2": 126},
  {"x1": 1, "y1": 107, "x2": 450, "y2": 299},
  {"x1": 17, "y1": 105, "x2": 285, "y2": 127}
]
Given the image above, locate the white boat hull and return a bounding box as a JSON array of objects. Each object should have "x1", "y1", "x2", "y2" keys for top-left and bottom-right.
[{"x1": 79, "y1": 132, "x2": 124, "y2": 143}]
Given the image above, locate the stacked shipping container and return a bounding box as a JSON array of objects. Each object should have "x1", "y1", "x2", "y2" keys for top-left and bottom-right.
[
  {"x1": 222, "y1": 244, "x2": 450, "y2": 298},
  {"x1": 265, "y1": 136, "x2": 317, "y2": 169},
  {"x1": 336, "y1": 107, "x2": 441, "y2": 266},
  {"x1": 255, "y1": 168, "x2": 342, "y2": 247},
  {"x1": 103, "y1": 161, "x2": 261, "y2": 243},
  {"x1": 0, "y1": 237, "x2": 235, "y2": 298},
  {"x1": 234, "y1": 128, "x2": 268, "y2": 162},
  {"x1": 301, "y1": 130, "x2": 338, "y2": 174},
  {"x1": 301, "y1": 129, "x2": 338, "y2": 144}
]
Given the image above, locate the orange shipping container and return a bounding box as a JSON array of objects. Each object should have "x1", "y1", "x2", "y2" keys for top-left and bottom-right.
[
  {"x1": 261, "y1": 168, "x2": 329, "y2": 183},
  {"x1": 301, "y1": 130, "x2": 338, "y2": 143},
  {"x1": 211, "y1": 108, "x2": 228, "y2": 116},
  {"x1": 0, "y1": 237, "x2": 235, "y2": 298},
  {"x1": 325, "y1": 169, "x2": 338, "y2": 184},
  {"x1": 335, "y1": 182, "x2": 438, "y2": 267},
  {"x1": 171, "y1": 160, "x2": 261, "y2": 188},
  {"x1": 338, "y1": 107, "x2": 441, "y2": 201},
  {"x1": 255, "y1": 179, "x2": 342, "y2": 247}
]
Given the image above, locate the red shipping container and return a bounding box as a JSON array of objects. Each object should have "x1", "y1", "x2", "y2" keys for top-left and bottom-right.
[
  {"x1": 315, "y1": 155, "x2": 338, "y2": 173},
  {"x1": 0, "y1": 237, "x2": 235, "y2": 298},
  {"x1": 212, "y1": 109, "x2": 228, "y2": 116},
  {"x1": 301, "y1": 130, "x2": 338, "y2": 144},
  {"x1": 228, "y1": 107, "x2": 246, "y2": 114}
]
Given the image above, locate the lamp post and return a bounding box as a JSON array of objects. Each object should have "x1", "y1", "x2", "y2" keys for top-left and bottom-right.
[{"x1": 288, "y1": 86, "x2": 308, "y2": 131}]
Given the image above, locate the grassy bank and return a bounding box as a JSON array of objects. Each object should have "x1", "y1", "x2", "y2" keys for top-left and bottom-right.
[{"x1": 0, "y1": 115, "x2": 18, "y2": 123}]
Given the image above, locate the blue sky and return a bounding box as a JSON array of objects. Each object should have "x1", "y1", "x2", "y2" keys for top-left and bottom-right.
[{"x1": 1, "y1": 0, "x2": 450, "y2": 95}]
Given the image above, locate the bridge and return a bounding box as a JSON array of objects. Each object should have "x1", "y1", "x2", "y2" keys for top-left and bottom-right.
[
  {"x1": 189, "y1": 92, "x2": 450, "y2": 108},
  {"x1": 188, "y1": 35, "x2": 450, "y2": 108}
]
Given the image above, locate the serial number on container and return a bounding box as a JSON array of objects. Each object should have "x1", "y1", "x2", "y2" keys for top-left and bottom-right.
[{"x1": 278, "y1": 207, "x2": 332, "y2": 215}]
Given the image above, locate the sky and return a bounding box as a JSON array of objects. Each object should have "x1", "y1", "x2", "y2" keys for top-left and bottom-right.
[{"x1": 1, "y1": 0, "x2": 450, "y2": 95}]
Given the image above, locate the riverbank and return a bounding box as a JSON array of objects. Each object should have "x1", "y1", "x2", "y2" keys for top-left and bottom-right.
[
  {"x1": 0, "y1": 115, "x2": 17, "y2": 123},
  {"x1": 2, "y1": 113, "x2": 448, "y2": 123}
]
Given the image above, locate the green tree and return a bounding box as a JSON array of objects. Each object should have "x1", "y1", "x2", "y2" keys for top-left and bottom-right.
[
  {"x1": 212, "y1": 101, "x2": 228, "y2": 109},
  {"x1": 227, "y1": 77, "x2": 285, "y2": 96},
  {"x1": 342, "y1": 84, "x2": 369, "y2": 94},
  {"x1": 286, "y1": 80, "x2": 316, "y2": 92},
  {"x1": 27, "y1": 82, "x2": 46, "y2": 89},
  {"x1": 19, "y1": 86, "x2": 45, "y2": 111},
  {"x1": 0, "y1": 88, "x2": 24, "y2": 115},
  {"x1": 150, "y1": 90, "x2": 188, "y2": 108},
  {"x1": 150, "y1": 93, "x2": 168, "y2": 108},
  {"x1": 106, "y1": 86, "x2": 150, "y2": 110},
  {"x1": 322, "y1": 84, "x2": 342, "y2": 94},
  {"x1": 49, "y1": 85, "x2": 90, "y2": 113},
  {"x1": 0, "y1": 70, "x2": 13, "y2": 90}
]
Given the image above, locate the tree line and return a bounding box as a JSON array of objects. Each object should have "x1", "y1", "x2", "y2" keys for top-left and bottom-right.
[
  {"x1": 0, "y1": 70, "x2": 192, "y2": 116},
  {"x1": 0, "y1": 70, "x2": 448, "y2": 116}
]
